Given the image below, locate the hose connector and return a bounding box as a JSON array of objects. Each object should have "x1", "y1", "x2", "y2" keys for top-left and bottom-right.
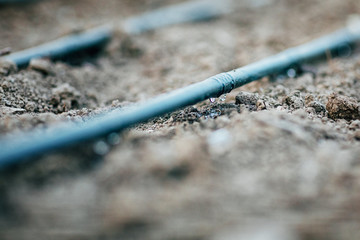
[{"x1": 210, "y1": 72, "x2": 235, "y2": 96}]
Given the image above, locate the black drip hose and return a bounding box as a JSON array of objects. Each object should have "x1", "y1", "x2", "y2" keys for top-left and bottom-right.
[{"x1": 0, "y1": 26, "x2": 360, "y2": 168}]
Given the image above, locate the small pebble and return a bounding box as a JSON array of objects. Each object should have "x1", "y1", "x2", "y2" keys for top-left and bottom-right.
[
  {"x1": 29, "y1": 58, "x2": 54, "y2": 75},
  {"x1": 349, "y1": 120, "x2": 360, "y2": 130},
  {"x1": 256, "y1": 99, "x2": 266, "y2": 110},
  {"x1": 0, "y1": 47, "x2": 12, "y2": 56},
  {"x1": 307, "y1": 101, "x2": 326, "y2": 113},
  {"x1": 283, "y1": 92, "x2": 304, "y2": 109},
  {"x1": 235, "y1": 92, "x2": 258, "y2": 105},
  {"x1": 0, "y1": 61, "x2": 17, "y2": 76},
  {"x1": 25, "y1": 102, "x2": 37, "y2": 112},
  {"x1": 304, "y1": 94, "x2": 315, "y2": 106},
  {"x1": 326, "y1": 93, "x2": 360, "y2": 120}
]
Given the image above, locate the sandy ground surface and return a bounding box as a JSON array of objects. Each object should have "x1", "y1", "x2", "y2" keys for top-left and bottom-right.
[{"x1": 0, "y1": 0, "x2": 360, "y2": 239}]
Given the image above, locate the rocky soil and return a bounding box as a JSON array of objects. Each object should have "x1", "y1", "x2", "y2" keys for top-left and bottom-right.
[{"x1": 0, "y1": 0, "x2": 360, "y2": 239}]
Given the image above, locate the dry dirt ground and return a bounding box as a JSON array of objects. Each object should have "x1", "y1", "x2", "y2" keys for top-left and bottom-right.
[{"x1": 1, "y1": 0, "x2": 360, "y2": 239}]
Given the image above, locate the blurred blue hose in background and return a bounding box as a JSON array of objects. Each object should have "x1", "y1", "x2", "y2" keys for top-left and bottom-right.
[{"x1": 1, "y1": 0, "x2": 232, "y2": 67}]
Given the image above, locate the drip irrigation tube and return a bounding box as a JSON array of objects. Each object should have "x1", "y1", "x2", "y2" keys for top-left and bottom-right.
[
  {"x1": 1, "y1": 25, "x2": 360, "y2": 168},
  {"x1": 0, "y1": 0, "x2": 41, "y2": 4},
  {"x1": 2, "y1": 26, "x2": 112, "y2": 68},
  {"x1": 0, "y1": 0, "x2": 232, "y2": 67},
  {"x1": 122, "y1": 0, "x2": 231, "y2": 35}
]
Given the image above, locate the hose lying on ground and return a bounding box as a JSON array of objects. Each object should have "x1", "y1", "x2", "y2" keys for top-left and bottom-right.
[
  {"x1": 0, "y1": 0, "x2": 232, "y2": 67},
  {"x1": 0, "y1": 0, "x2": 41, "y2": 4},
  {"x1": 0, "y1": 23, "x2": 359, "y2": 168}
]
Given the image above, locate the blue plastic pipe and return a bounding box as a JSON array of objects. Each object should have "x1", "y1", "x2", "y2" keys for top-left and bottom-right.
[
  {"x1": 122, "y1": 0, "x2": 231, "y2": 35},
  {"x1": 0, "y1": 0, "x2": 40, "y2": 4},
  {"x1": 2, "y1": 26, "x2": 112, "y2": 68},
  {"x1": 0, "y1": 26, "x2": 360, "y2": 168},
  {"x1": 1, "y1": 0, "x2": 232, "y2": 67}
]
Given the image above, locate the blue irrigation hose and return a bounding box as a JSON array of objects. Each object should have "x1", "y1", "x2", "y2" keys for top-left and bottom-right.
[
  {"x1": 1, "y1": 0, "x2": 232, "y2": 67},
  {"x1": 122, "y1": 0, "x2": 231, "y2": 35},
  {"x1": 0, "y1": 26, "x2": 360, "y2": 168},
  {"x1": 2, "y1": 26, "x2": 112, "y2": 68},
  {"x1": 0, "y1": 0, "x2": 40, "y2": 4}
]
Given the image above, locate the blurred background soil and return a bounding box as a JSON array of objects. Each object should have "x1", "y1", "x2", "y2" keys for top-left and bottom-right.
[{"x1": 0, "y1": 0, "x2": 360, "y2": 239}]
